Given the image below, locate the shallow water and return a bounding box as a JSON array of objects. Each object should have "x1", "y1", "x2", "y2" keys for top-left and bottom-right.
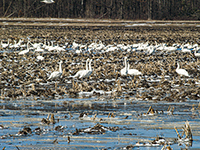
[{"x1": 0, "y1": 96, "x2": 200, "y2": 149}]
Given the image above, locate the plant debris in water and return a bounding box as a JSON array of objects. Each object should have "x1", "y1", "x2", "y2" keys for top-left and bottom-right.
[{"x1": 72, "y1": 123, "x2": 119, "y2": 135}]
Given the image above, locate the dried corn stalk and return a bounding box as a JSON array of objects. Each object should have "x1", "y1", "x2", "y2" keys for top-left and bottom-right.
[{"x1": 174, "y1": 121, "x2": 193, "y2": 142}]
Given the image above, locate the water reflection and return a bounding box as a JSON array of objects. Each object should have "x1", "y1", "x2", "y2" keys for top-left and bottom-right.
[{"x1": 0, "y1": 97, "x2": 199, "y2": 149}]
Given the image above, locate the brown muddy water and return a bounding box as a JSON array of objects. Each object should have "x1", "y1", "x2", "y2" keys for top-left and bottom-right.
[{"x1": 0, "y1": 19, "x2": 200, "y2": 149}]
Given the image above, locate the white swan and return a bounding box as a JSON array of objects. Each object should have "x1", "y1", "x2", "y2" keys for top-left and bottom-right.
[
  {"x1": 121, "y1": 57, "x2": 128, "y2": 76},
  {"x1": 72, "y1": 41, "x2": 79, "y2": 50},
  {"x1": 36, "y1": 55, "x2": 44, "y2": 61},
  {"x1": 47, "y1": 41, "x2": 56, "y2": 51},
  {"x1": 35, "y1": 45, "x2": 44, "y2": 52},
  {"x1": 48, "y1": 60, "x2": 63, "y2": 80},
  {"x1": 1, "y1": 39, "x2": 10, "y2": 48},
  {"x1": 176, "y1": 62, "x2": 189, "y2": 77},
  {"x1": 127, "y1": 62, "x2": 142, "y2": 76},
  {"x1": 73, "y1": 58, "x2": 90, "y2": 78},
  {"x1": 41, "y1": 0, "x2": 54, "y2": 4},
  {"x1": 55, "y1": 43, "x2": 65, "y2": 52},
  {"x1": 11, "y1": 39, "x2": 23, "y2": 49},
  {"x1": 193, "y1": 47, "x2": 200, "y2": 57},
  {"x1": 181, "y1": 45, "x2": 191, "y2": 53},
  {"x1": 9, "y1": 40, "x2": 17, "y2": 48},
  {"x1": 84, "y1": 59, "x2": 93, "y2": 78},
  {"x1": 18, "y1": 41, "x2": 30, "y2": 55}
]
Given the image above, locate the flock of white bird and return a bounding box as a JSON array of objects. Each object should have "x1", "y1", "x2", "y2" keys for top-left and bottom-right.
[
  {"x1": 1, "y1": 38, "x2": 199, "y2": 80},
  {"x1": 40, "y1": 0, "x2": 55, "y2": 4}
]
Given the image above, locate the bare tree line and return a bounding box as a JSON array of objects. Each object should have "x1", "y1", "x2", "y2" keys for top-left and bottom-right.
[{"x1": 0, "y1": 0, "x2": 200, "y2": 20}]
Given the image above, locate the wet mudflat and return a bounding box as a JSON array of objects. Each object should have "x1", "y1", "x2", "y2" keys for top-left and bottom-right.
[{"x1": 0, "y1": 19, "x2": 200, "y2": 149}]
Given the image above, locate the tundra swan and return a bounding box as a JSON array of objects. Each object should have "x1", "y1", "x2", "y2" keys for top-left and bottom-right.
[
  {"x1": 176, "y1": 62, "x2": 189, "y2": 77},
  {"x1": 72, "y1": 41, "x2": 79, "y2": 50},
  {"x1": 1, "y1": 39, "x2": 10, "y2": 48},
  {"x1": 11, "y1": 39, "x2": 23, "y2": 49},
  {"x1": 73, "y1": 58, "x2": 90, "y2": 78},
  {"x1": 36, "y1": 55, "x2": 44, "y2": 61},
  {"x1": 41, "y1": 0, "x2": 54, "y2": 4},
  {"x1": 120, "y1": 57, "x2": 128, "y2": 76},
  {"x1": 48, "y1": 60, "x2": 63, "y2": 80},
  {"x1": 193, "y1": 47, "x2": 200, "y2": 57},
  {"x1": 127, "y1": 62, "x2": 142, "y2": 76},
  {"x1": 181, "y1": 45, "x2": 191, "y2": 53},
  {"x1": 18, "y1": 41, "x2": 31, "y2": 55},
  {"x1": 84, "y1": 59, "x2": 93, "y2": 78},
  {"x1": 35, "y1": 45, "x2": 44, "y2": 52}
]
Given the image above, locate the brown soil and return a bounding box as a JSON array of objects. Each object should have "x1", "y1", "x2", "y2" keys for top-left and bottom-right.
[{"x1": 1, "y1": 19, "x2": 200, "y2": 101}]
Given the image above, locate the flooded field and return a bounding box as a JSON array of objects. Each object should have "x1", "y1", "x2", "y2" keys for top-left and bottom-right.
[{"x1": 0, "y1": 18, "x2": 200, "y2": 149}]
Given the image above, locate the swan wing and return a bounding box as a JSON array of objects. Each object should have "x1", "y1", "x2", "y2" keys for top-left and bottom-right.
[
  {"x1": 85, "y1": 70, "x2": 93, "y2": 78},
  {"x1": 176, "y1": 69, "x2": 189, "y2": 77},
  {"x1": 79, "y1": 70, "x2": 90, "y2": 78},
  {"x1": 120, "y1": 67, "x2": 127, "y2": 76},
  {"x1": 48, "y1": 71, "x2": 61, "y2": 80},
  {"x1": 73, "y1": 70, "x2": 85, "y2": 78},
  {"x1": 128, "y1": 69, "x2": 142, "y2": 75},
  {"x1": 19, "y1": 49, "x2": 29, "y2": 55}
]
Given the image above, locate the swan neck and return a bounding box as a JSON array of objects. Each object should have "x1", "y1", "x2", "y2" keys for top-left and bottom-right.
[
  {"x1": 127, "y1": 62, "x2": 130, "y2": 70},
  {"x1": 27, "y1": 42, "x2": 30, "y2": 50},
  {"x1": 59, "y1": 61, "x2": 62, "y2": 73},
  {"x1": 89, "y1": 60, "x2": 92, "y2": 70},
  {"x1": 124, "y1": 57, "x2": 127, "y2": 70},
  {"x1": 86, "y1": 59, "x2": 89, "y2": 70}
]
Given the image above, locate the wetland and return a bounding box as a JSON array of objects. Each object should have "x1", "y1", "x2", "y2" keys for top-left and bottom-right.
[{"x1": 0, "y1": 18, "x2": 200, "y2": 149}]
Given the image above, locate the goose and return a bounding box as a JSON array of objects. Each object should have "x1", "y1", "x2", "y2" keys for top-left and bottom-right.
[
  {"x1": 18, "y1": 41, "x2": 30, "y2": 55},
  {"x1": 176, "y1": 62, "x2": 190, "y2": 77},
  {"x1": 41, "y1": 0, "x2": 54, "y2": 4},
  {"x1": 120, "y1": 56, "x2": 128, "y2": 76},
  {"x1": 47, "y1": 60, "x2": 63, "y2": 80},
  {"x1": 127, "y1": 62, "x2": 142, "y2": 76},
  {"x1": 73, "y1": 58, "x2": 90, "y2": 78},
  {"x1": 1, "y1": 39, "x2": 10, "y2": 48}
]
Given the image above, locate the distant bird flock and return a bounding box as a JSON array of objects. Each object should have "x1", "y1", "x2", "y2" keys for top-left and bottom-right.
[
  {"x1": 1, "y1": 38, "x2": 199, "y2": 81},
  {"x1": 41, "y1": 0, "x2": 55, "y2": 4}
]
